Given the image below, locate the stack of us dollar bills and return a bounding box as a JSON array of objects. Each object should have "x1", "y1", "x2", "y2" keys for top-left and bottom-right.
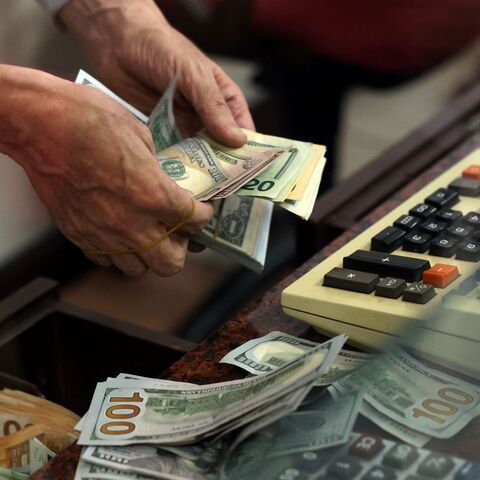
[
  {"x1": 75, "y1": 71, "x2": 327, "y2": 272},
  {"x1": 73, "y1": 330, "x2": 480, "y2": 479},
  {"x1": 73, "y1": 335, "x2": 357, "y2": 480},
  {"x1": 220, "y1": 331, "x2": 480, "y2": 449}
]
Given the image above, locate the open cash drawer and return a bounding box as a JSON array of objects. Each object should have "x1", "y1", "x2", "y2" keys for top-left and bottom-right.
[{"x1": 0, "y1": 278, "x2": 194, "y2": 414}]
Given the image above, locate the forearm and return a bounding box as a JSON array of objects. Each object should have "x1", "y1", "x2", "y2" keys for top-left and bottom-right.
[{"x1": 0, "y1": 65, "x2": 69, "y2": 171}]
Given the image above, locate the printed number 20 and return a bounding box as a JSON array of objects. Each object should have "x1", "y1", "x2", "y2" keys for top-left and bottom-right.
[{"x1": 242, "y1": 179, "x2": 275, "y2": 192}]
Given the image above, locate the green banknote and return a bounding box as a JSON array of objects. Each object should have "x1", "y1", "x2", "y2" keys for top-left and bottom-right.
[
  {"x1": 332, "y1": 348, "x2": 480, "y2": 439},
  {"x1": 74, "y1": 458, "x2": 155, "y2": 480},
  {"x1": 81, "y1": 446, "x2": 209, "y2": 480},
  {"x1": 78, "y1": 335, "x2": 346, "y2": 446},
  {"x1": 220, "y1": 330, "x2": 370, "y2": 384},
  {"x1": 147, "y1": 77, "x2": 183, "y2": 152},
  {"x1": 0, "y1": 467, "x2": 27, "y2": 480}
]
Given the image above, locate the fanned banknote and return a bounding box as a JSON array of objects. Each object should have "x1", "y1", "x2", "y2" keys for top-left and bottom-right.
[
  {"x1": 81, "y1": 446, "x2": 209, "y2": 480},
  {"x1": 75, "y1": 70, "x2": 148, "y2": 124},
  {"x1": 194, "y1": 195, "x2": 273, "y2": 272},
  {"x1": 75, "y1": 71, "x2": 306, "y2": 272},
  {"x1": 148, "y1": 76, "x2": 183, "y2": 152},
  {"x1": 220, "y1": 330, "x2": 370, "y2": 384},
  {"x1": 78, "y1": 335, "x2": 346, "y2": 446},
  {"x1": 331, "y1": 348, "x2": 480, "y2": 439}
]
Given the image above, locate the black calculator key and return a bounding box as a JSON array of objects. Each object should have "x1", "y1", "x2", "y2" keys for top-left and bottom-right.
[
  {"x1": 403, "y1": 232, "x2": 432, "y2": 253},
  {"x1": 362, "y1": 466, "x2": 397, "y2": 480},
  {"x1": 292, "y1": 451, "x2": 330, "y2": 474},
  {"x1": 276, "y1": 468, "x2": 308, "y2": 480},
  {"x1": 349, "y1": 435, "x2": 384, "y2": 459},
  {"x1": 435, "y1": 209, "x2": 463, "y2": 225},
  {"x1": 403, "y1": 282, "x2": 436, "y2": 304},
  {"x1": 455, "y1": 461, "x2": 480, "y2": 480},
  {"x1": 324, "y1": 267, "x2": 379, "y2": 293},
  {"x1": 429, "y1": 236, "x2": 458, "y2": 257},
  {"x1": 456, "y1": 240, "x2": 480, "y2": 262},
  {"x1": 449, "y1": 177, "x2": 480, "y2": 197},
  {"x1": 421, "y1": 220, "x2": 447, "y2": 235},
  {"x1": 371, "y1": 227, "x2": 406, "y2": 253},
  {"x1": 394, "y1": 215, "x2": 421, "y2": 231},
  {"x1": 410, "y1": 203, "x2": 437, "y2": 220},
  {"x1": 327, "y1": 455, "x2": 362, "y2": 479},
  {"x1": 447, "y1": 224, "x2": 474, "y2": 240},
  {"x1": 383, "y1": 443, "x2": 419, "y2": 470},
  {"x1": 417, "y1": 453, "x2": 454, "y2": 478},
  {"x1": 375, "y1": 277, "x2": 407, "y2": 299},
  {"x1": 463, "y1": 212, "x2": 480, "y2": 228},
  {"x1": 475, "y1": 230, "x2": 480, "y2": 241},
  {"x1": 425, "y1": 188, "x2": 459, "y2": 209},
  {"x1": 344, "y1": 250, "x2": 431, "y2": 282}
]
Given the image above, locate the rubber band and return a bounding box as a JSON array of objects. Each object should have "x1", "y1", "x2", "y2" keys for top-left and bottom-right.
[{"x1": 82, "y1": 199, "x2": 196, "y2": 256}]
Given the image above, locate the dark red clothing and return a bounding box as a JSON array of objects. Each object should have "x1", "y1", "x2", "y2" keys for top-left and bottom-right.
[{"x1": 250, "y1": 0, "x2": 480, "y2": 71}]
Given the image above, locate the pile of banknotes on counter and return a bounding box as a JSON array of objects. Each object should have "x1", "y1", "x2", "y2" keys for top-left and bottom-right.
[
  {"x1": 74, "y1": 331, "x2": 480, "y2": 480},
  {"x1": 0, "y1": 389, "x2": 79, "y2": 478},
  {"x1": 76, "y1": 71, "x2": 326, "y2": 272}
]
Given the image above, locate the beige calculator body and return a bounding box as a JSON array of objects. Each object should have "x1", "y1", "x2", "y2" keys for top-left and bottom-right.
[{"x1": 282, "y1": 151, "x2": 480, "y2": 376}]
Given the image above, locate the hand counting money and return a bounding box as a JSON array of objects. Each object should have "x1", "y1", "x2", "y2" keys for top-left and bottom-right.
[{"x1": 75, "y1": 70, "x2": 327, "y2": 272}]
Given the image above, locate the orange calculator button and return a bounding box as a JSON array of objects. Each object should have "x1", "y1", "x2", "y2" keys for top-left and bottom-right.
[
  {"x1": 462, "y1": 165, "x2": 480, "y2": 179},
  {"x1": 423, "y1": 264, "x2": 460, "y2": 288}
]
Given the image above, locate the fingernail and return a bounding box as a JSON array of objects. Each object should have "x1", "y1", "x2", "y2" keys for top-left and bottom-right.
[{"x1": 231, "y1": 127, "x2": 247, "y2": 143}]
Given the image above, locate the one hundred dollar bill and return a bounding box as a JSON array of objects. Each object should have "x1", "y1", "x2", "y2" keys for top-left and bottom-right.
[
  {"x1": 219, "y1": 390, "x2": 360, "y2": 479},
  {"x1": 262, "y1": 389, "x2": 361, "y2": 456},
  {"x1": 75, "y1": 458, "x2": 155, "y2": 480},
  {"x1": 332, "y1": 348, "x2": 480, "y2": 439},
  {"x1": 220, "y1": 331, "x2": 370, "y2": 385},
  {"x1": 360, "y1": 402, "x2": 430, "y2": 448},
  {"x1": 81, "y1": 446, "x2": 210, "y2": 480},
  {"x1": 78, "y1": 335, "x2": 346, "y2": 446}
]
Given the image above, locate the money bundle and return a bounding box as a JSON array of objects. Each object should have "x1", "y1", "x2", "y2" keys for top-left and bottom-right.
[
  {"x1": 75, "y1": 71, "x2": 326, "y2": 272},
  {"x1": 0, "y1": 389, "x2": 79, "y2": 477},
  {"x1": 73, "y1": 335, "x2": 352, "y2": 479},
  {"x1": 219, "y1": 331, "x2": 480, "y2": 449}
]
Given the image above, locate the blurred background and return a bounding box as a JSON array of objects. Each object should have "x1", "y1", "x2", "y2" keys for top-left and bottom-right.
[{"x1": 1, "y1": 0, "x2": 480, "y2": 343}]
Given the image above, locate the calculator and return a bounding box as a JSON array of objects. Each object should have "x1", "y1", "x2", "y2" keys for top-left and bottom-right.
[
  {"x1": 256, "y1": 433, "x2": 480, "y2": 480},
  {"x1": 281, "y1": 151, "x2": 480, "y2": 376}
]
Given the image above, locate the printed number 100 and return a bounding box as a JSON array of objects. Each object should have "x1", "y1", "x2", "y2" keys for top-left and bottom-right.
[
  {"x1": 100, "y1": 392, "x2": 144, "y2": 435},
  {"x1": 412, "y1": 387, "x2": 474, "y2": 425}
]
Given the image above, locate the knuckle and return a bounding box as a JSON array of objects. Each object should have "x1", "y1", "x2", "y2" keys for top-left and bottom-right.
[
  {"x1": 123, "y1": 266, "x2": 147, "y2": 277},
  {"x1": 119, "y1": 261, "x2": 148, "y2": 277},
  {"x1": 151, "y1": 250, "x2": 186, "y2": 277}
]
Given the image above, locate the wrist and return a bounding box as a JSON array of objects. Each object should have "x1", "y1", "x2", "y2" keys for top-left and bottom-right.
[{"x1": 0, "y1": 65, "x2": 69, "y2": 167}]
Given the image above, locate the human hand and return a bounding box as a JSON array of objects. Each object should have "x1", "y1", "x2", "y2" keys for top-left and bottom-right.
[
  {"x1": 3, "y1": 67, "x2": 213, "y2": 276},
  {"x1": 60, "y1": 0, "x2": 255, "y2": 147}
]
